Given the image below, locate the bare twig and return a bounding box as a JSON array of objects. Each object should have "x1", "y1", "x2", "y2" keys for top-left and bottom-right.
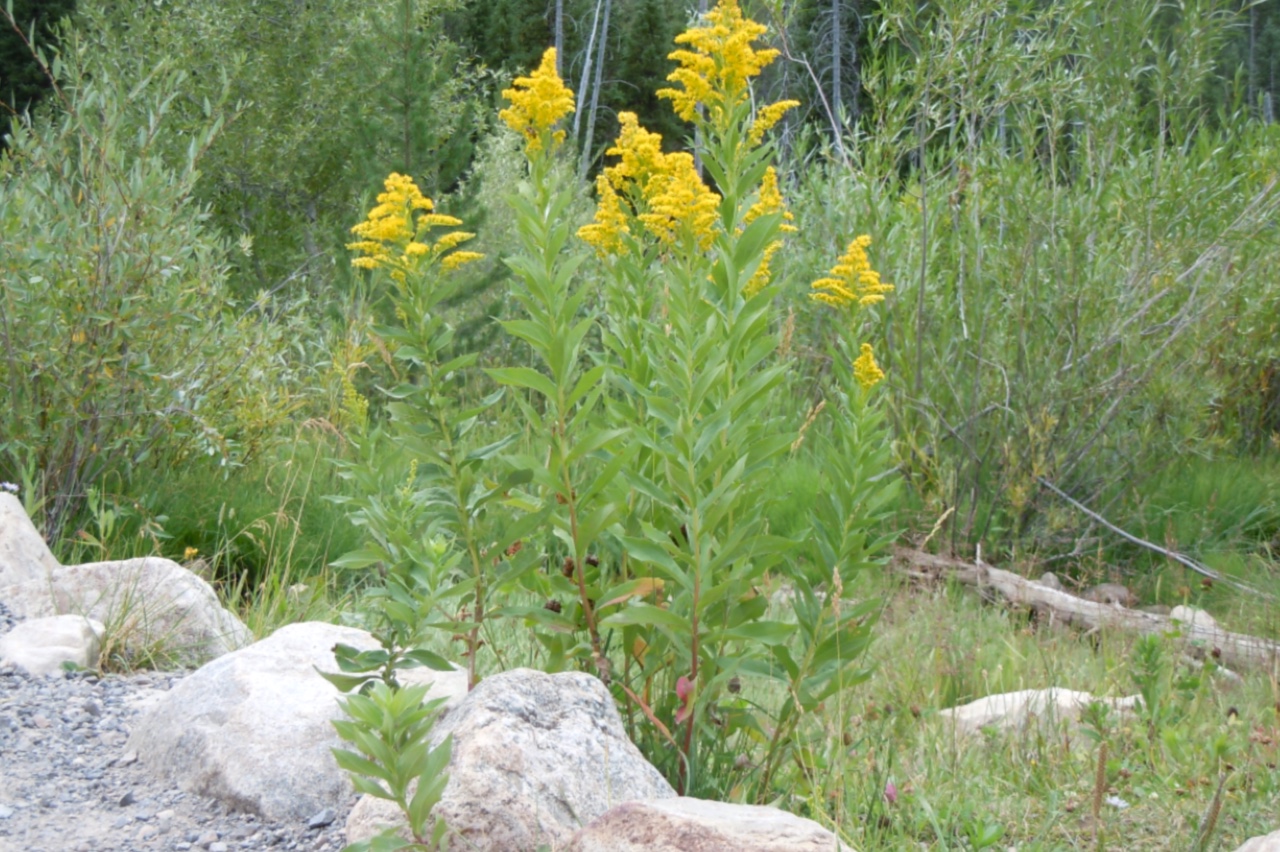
[{"x1": 1036, "y1": 477, "x2": 1272, "y2": 600}]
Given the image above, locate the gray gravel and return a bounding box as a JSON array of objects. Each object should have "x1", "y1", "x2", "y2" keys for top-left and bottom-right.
[{"x1": 0, "y1": 601, "x2": 356, "y2": 852}]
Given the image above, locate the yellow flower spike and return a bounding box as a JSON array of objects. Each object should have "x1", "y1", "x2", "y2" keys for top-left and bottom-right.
[
  {"x1": 744, "y1": 166, "x2": 796, "y2": 231},
  {"x1": 853, "y1": 342, "x2": 885, "y2": 390},
  {"x1": 749, "y1": 99, "x2": 801, "y2": 146},
  {"x1": 637, "y1": 152, "x2": 721, "y2": 250},
  {"x1": 578, "y1": 174, "x2": 631, "y2": 258},
  {"x1": 441, "y1": 251, "x2": 483, "y2": 272},
  {"x1": 347, "y1": 172, "x2": 481, "y2": 274},
  {"x1": 604, "y1": 112, "x2": 667, "y2": 195},
  {"x1": 809, "y1": 235, "x2": 893, "y2": 309},
  {"x1": 432, "y1": 231, "x2": 476, "y2": 254},
  {"x1": 744, "y1": 239, "x2": 782, "y2": 297},
  {"x1": 499, "y1": 48, "x2": 576, "y2": 155},
  {"x1": 658, "y1": 0, "x2": 781, "y2": 132}
]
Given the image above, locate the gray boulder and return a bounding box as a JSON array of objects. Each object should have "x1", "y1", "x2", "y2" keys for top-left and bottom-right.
[
  {"x1": 24, "y1": 557, "x2": 250, "y2": 664},
  {"x1": 0, "y1": 492, "x2": 59, "y2": 587},
  {"x1": 0, "y1": 495, "x2": 250, "y2": 665},
  {"x1": 346, "y1": 668, "x2": 677, "y2": 851},
  {"x1": 565, "y1": 798, "x2": 854, "y2": 852},
  {"x1": 128, "y1": 621, "x2": 468, "y2": 822},
  {"x1": 0, "y1": 614, "x2": 104, "y2": 675}
]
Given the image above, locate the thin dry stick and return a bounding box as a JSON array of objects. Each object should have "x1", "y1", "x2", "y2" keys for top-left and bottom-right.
[
  {"x1": 1193, "y1": 772, "x2": 1228, "y2": 852},
  {"x1": 1037, "y1": 477, "x2": 1273, "y2": 600},
  {"x1": 1091, "y1": 740, "x2": 1107, "y2": 846}
]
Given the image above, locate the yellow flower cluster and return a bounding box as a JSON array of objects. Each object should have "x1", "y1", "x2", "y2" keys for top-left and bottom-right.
[
  {"x1": 637, "y1": 152, "x2": 721, "y2": 250},
  {"x1": 499, "y1": 48, "x2": 575, "y2": 155},
  {"x1": 742, "y1": 167, "x2": 796, "y2": 296},
  {"x1": 577, "y1": 175, "x2": 631, "y2": 257},
  {"x1": 603, "y1": 112, "x2": 666, "y2": 193},
  {"x1": 657, "y1": 0, "x2": 796, "y2": 143},
  {"x1": 809, "y1": 235, "x2": 893, "y2": 308},
  {"x1": 348, "y1": 173, "x2": 481, "y2": 279},
  {"x1": 852, "y1": 343, "x2": 885, "y2": 390},
  {"x1": 749, "y1": 99, "x2": 801, "y2": 146},
  {"x1": 578, "y1": 112, "x2": 721, "y2": 255}
]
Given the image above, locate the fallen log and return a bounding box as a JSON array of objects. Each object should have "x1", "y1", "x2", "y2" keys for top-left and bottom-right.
[{"x1": 892, "y1": 547, "x2": 1280, "y2": 676}]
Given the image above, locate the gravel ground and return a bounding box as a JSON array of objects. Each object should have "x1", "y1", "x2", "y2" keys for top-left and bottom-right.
[{"x1": 0, "y1": 602, "x2": 356, "y2": 852}]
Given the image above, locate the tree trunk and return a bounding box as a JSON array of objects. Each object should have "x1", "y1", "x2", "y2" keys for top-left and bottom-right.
[
  {"x1": 554, "y1": 0, "x2": 564, "y2": 76},
  {"x1": 580, "y1": 0, "x2": 611, "y2": 178},
  {"x1": 832, "y1": 0, "x2": 842, "y2": 119}
]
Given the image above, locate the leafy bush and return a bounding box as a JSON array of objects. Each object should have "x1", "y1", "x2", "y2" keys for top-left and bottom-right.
[{"x1": 0, "y1": 23, "x2": 302, "y2": 541}]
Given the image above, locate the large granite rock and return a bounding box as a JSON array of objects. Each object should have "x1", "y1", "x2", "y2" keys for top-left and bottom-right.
[
  {"x1": 0, "y1": 495, "x2": 250, "y2": 664},
  {"x1": 1235, "y1": 829, "x2": 1280, "y2": 851},
  {"x1": 0, "y1": 493, "x2": 59, "y2": 587},
  {"x1": 128, "y1": 621, "x2": 468, "y2": 822},
  {"x1": 346, "y1": 668, "x2": 677, "y2": 850}
]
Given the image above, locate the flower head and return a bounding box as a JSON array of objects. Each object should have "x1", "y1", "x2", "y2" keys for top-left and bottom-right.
[
  {"x1": 348, "y1": 173, "x2": 481, "y2": 278},
  {"x1": 500, "y1": 48, "x2": 576, "y2": 155},
  {"x1": 580, "y1": 113, "x2": 721, "y2": 256},
  {"x1": 578, "y1": 174, "x2": 632, "y2": 257},
  {"x1": 637, "y1": 152, "x2": 721, "y2": 250},
  {"x1": 853, "y1": 343, "x2": 885, "y2": 390},
  {"x1": 603, "y1": 112, "x2": 667, "y2": 195},
  {"x1": 749, "y1": 99, "x2": 801, "y2": 145},
  {"x1": 658, "y1": 0, "x2": 778, "y2": 125},
  {"x1": 809, "y1": 235, "x2": 893, "y2": 309}
]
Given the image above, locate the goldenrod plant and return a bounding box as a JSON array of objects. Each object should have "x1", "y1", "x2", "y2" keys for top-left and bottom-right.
[
  {"x1": 331, "y1": 172, "x2": 537, "y2": 690},
  {"x1": 484, "y1": 47, "x2": 626, "y2": 681},
  {"x1": 330, "y1": 684, "x2": 454, "y2": 852},
  {"x1": 571, "y1": 0, "x2": 896, "y2": 795},
  {"x1": 335, "y1": 0, "x2": 898, "y2": 805}
]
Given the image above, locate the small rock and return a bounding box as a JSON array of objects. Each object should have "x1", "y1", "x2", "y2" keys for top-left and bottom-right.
[
  {"x1": 1170, "y1": 605, "x2": 1219, "y2": 631},
  {"x1": 209, "y1": 843, "x2": 229, "y2": 852},
  {"x1": 0, "y1": 805, "x2": 12, "y2": 819},
  {"x1": 137, "y1": 824, "x2": 159, "y2": 841},
  {"x1": 118, "y1": 749, "x2": 138, "y2": 766},
  {"x1": 1233, "y1": 828, "x2": 1280, "y2": 851},
  {"x1": 307, "y1": 807, "x2": 336, "y2": 828},
  {"x1": 119, "y1": 790, "x2": 137, "y2": 806}
]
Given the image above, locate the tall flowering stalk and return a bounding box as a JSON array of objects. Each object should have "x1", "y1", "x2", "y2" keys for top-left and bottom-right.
[
  {"x1": 336, "y1": 172, "x2": 534, "y2": 691},
  {"x1": 574, "y1": 0, "x2": 834, "y2": 795},
  {"x1": 489, "y1": 48, "x2": 623, "y2": 681},
  {"x1": 570, "y1": 0, "x2": 897, "y2": 799},
  {"x1": 810, "y1": 234, "x2": 894, "y2": 392}
]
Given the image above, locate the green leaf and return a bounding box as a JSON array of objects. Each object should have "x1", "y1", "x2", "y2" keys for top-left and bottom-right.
[
  {"x1": 486, "y1": 367, "x2": 557, "y2": 399},
  {"x1": 464, "y1": 433, "x2": 518, "y2": 463},
  {"x1": 398, "y1": 649, "x2": 456, "y2": 672},
  {"x1": 721, "y1": 620, "x2": 795, "y2": 646},
  {"x1": 316, "y1": 669, "x2": 374, "y2": 694},
  {"x1": 599, "y1": 603, "x2": 690, "y2": 633},
  {"x1": 619, "y1": 535, "x2": 681, "y2": 577}
]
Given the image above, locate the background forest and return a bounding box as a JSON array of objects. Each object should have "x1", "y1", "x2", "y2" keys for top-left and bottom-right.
[{"x1": 4, "y1": 0, "x2": 1280, "y2": 848}]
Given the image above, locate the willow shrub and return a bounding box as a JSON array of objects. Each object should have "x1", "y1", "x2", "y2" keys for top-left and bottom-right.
[
  {"x1": 336, "y1": 0, "x2": 899, "y2": 802},
  {"x1": 0, "y1": 27, "x2": 303, "y2": 545},
  {"x1": 783, "y1": 0, "x2": 1280, "y2": 560}
]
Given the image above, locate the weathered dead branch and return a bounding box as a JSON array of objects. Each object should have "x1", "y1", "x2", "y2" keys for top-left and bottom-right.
[{"x1": 893, "y1": 547, "x2": 1280, "y2": 675}]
